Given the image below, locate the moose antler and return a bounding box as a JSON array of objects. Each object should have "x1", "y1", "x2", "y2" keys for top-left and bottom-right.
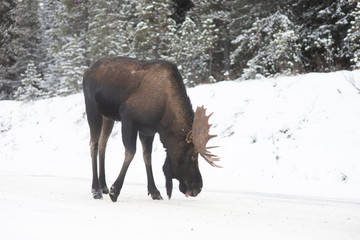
[{"x1": 191, "y1": 106, "x2": 221, "y2": 168}]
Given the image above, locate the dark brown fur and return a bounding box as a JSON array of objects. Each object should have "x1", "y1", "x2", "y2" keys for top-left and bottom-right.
[{"x1": 83, "y1": 56, "x2": 202, "y2": 201}]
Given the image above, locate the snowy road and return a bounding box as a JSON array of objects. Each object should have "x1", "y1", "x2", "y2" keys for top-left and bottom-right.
[{"x1": 1, "y1": 173, "x2": 359, "y2": 240}]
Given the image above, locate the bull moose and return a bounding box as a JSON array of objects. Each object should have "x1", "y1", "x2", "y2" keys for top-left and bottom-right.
[{"x1": 83, "y1": 56, "x2": 220, "y2": 201}]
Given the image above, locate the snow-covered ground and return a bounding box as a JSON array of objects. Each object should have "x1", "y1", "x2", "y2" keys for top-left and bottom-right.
[{"x1": 1, "y1": 70, "x2": 360, "y2": 239}]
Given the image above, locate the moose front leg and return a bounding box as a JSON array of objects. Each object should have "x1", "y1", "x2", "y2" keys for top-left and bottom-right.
[
  {"x1": 163, "y1": 155, "x2": 173, "y2": 199},
  {"x1": 109, "y1": 118, "x2": 137, "y2": 202},
  {"x1": 140, "y1": 133, "x2": 163, "y2": 200},
  {"x1": 109, "y1": 151, "x2": 135, "y2": 202}
]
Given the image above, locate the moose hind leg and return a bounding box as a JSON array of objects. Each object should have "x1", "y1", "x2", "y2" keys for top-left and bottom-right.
[
  {"x1": 89, "y1": 114, "x2": 103, "y2": 199},
  {"x1": 98, "y1": 117, "x2": 114, "y2": 194},
  {"x1": 90, "y1": 140, "x2": 103, "y2": 199},
  {"x1": 140, "y1": 133, "x2": 162, "y2": 200}
]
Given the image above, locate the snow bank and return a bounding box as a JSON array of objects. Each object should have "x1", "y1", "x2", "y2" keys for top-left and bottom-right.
[
  {"x1": 1, "y1": 70, "x2": 360, "y2": 201},
  {"x1": 191, "y1": 70, "x2": 360, "y2": 200}
]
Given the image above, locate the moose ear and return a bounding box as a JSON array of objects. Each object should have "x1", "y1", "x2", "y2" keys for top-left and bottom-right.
[{"x1": 186, "y1": 130, "x2": 193, "y2": 144}]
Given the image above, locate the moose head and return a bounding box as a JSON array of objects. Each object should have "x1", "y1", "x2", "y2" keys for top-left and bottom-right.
[{"x1": 163, "y1": 106, "x2": 221, "y2": 198}]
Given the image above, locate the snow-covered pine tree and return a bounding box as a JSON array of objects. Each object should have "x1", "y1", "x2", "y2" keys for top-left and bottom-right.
[
  {"x1": 177, "y1": 0, "x2": 219, "y2": 85},
  {"x1": 54, "y1": 35, "x2": 87, "y2": 96},
  {"x1": 117, "y1": 0, "x2": 138, "y2": 57},
  {"x1": 0, "y1": 0, "x2": 17, "y2": 100},
  {"x1": 55, "y1": 0, "x2": 89, "y2": 41},
  {"x1": 177, "y1": 16, "x2": 217, "y2": 85},
  {"x1": 293, "y1": 0, "x2": 354, "y2": 73},
  {"x1": 87, "y1": 0, "x2": 123, "y2": 62},
  {"x1": 14, "y1": 61, "x2": 42, "y2": 101},
  {"x1": 345, "y1": 1, "x2": 360, "y2": 69},
  {"x1": 229, "y1": 0, "x2": 279, "y2": 78},
  {"x1": 270, "y1": 30, "x2": 300, "y2": 76},
  {"x1": 131, "y1": 0, "x2": 178, "y2": 60},
  {"x1": 49, "y1": 0, "x2": 89, "y2": 96},
  {"x1": 232, "y1": 12, "x2": 301, "y2": 79},
  {"x1": 190, "y1": 0, "x2": 231, "y2": 81},
  {"x1": 212, "y1": 0, "x2": 232, "y2": 80},
  {"x1": 0, "y1": 0, "x2": 16, "y2": 81},
  {"x1": 39, "y1": 0, "x2": 62, "y2": 97},
  {"x1": 267, "y1": 14, "x2": 302, "y2": 76},
  {"x1": 176, "y1": 16, "x2": 198, "y2": 85},
  {"x1": 9, "y1": 0, "x2": 45, "y2": 82}
]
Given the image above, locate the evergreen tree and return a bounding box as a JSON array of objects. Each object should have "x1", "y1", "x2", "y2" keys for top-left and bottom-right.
[
  {"x1": 54, "y1": 35, "x2": 87, "y2": 96},
  {"x1": 230, "y1": 0, "x2": 354, "y2": 77},
  {"x1": 9, "y1": 0, "x2": 45, "y2": 81},
  {"x1": 117, "y1": 0, "x2": 138, "y2": 57},
  {"x1": 270, "y1": 25, "x2": 302, "y2": 75},
  {"x1": 0, "y1": 0, "x2": 16, "y2": 81},
  {"x1": 0, "y1": 0, "x2": 17, "y2": 99},
  {"x1": 176, "y1": 16, "x2": 217, "y2": 85},
  {"x1": 345, "y1": 1, "x2": 360, "y2": 69},
  {"x1": 292, "y1": 0, "x2": 355, "y2": 72},
  {"x1": 2, "y1": 0, "x2": 359, "y2": 99},
  {"x1": 188, "y1": 0, "x2": 231, "y2": 81},
  {"x1": 177, "y1": 0, "x2": 219, "y2": 85},
  {"x1": 176, "y1": 16, "x2": 198, "y2": 85},
  {"x1": 87, "y1": 0, "x2": 123, "y2": 62},
  {"x1": 58, "y1": 0, "x2": 89, "y2": 39},
  {"x1": 49, "y1": 0, "x2": 89, "y2": 96},
  {"x1": 14, "y1": 61, "x2": 42, "y2": 101},
  {"x1": 212, "y1": 0, "x2": 233, "y2": 80},
  {"x1": 232, "y1": 12, "x2": 302, "y2": 79},
  {"x1": 131, "y1": 0, "x2": 178, "y2": 60},
  {"x1": 229, "y1": 0, "x2": 283, "y2": 77},
  {"x1": 39, "y1": 0, "x2": 62, "y2": 97},
  {"x1": 50, "y1": 0, "x2": 89, "y2": 64}
]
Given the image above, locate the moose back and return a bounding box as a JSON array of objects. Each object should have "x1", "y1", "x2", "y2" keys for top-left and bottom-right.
[{"x1": 83, "y1": 56, "x2": 220, "y2": 201}]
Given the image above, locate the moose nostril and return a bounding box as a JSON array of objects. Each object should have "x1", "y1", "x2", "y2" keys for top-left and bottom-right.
[
  {"x1": 190, "y1": 181, "x2": 202, "y2": 195},
  {"x1": 190, "y1": 187, "x2": 201, "y2": 197}
]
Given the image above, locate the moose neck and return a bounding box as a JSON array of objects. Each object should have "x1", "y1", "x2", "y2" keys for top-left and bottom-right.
[
  {"x1": 159, "y1": 96, "x2": 194, "y2": 150},
  {"x1": 156, "y1": 66, "x2": 194, "y2": 150}
]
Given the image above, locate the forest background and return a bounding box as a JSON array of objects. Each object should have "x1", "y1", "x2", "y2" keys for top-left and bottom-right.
[{"x1": 0, "y1": 0, "x2": 359, "y2": 100}]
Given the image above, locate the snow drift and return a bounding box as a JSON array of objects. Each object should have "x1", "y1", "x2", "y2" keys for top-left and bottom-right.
[{"x1": 1, "y1": 70, "x2": 360, "y2": 239}]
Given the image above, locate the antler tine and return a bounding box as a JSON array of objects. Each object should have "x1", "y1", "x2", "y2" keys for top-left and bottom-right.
[
  {"x1": 207, "y1": 146, "x2": 219, "y2": 150},
  {"x1": 192, "y1": 106, "x2": 221, "y2": 168},
  {"x1": 205, "y1": 147, "x2": 222, "y2": 168},
  {"x1": 201, "y1": 153, "x2": 222, "y2": 168}
]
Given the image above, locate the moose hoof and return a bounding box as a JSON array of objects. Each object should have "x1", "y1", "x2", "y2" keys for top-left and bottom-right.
[
  {"x1": 150, "y1": 192, "x2": 163, "y2": 200},
  {"x1": 109, "y1": 186, "x2": 119, "y2": 202},
  {"x1": 92, "y1": 188, "x2": 103, "y2": 199},
  {"x1": 149, "y1": 190, "x2": 163, "y2": 200},
  {"x1": 101, "y1": 186, "x2": 109, "y2": 194}
]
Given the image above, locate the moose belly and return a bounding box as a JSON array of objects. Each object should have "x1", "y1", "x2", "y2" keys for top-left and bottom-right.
[
  {"x1": 125, "y1": 92, "x2": 165, "y2": 127},
  {"x1": 138, "y1": 124, "x2": 158, "y2": 136},
  {"x1": 95, "y1": 91, "x2": 122, "y2": 121},
  {"x1": 97, "y1": 100, "x2": 121, "y2": 121}
]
